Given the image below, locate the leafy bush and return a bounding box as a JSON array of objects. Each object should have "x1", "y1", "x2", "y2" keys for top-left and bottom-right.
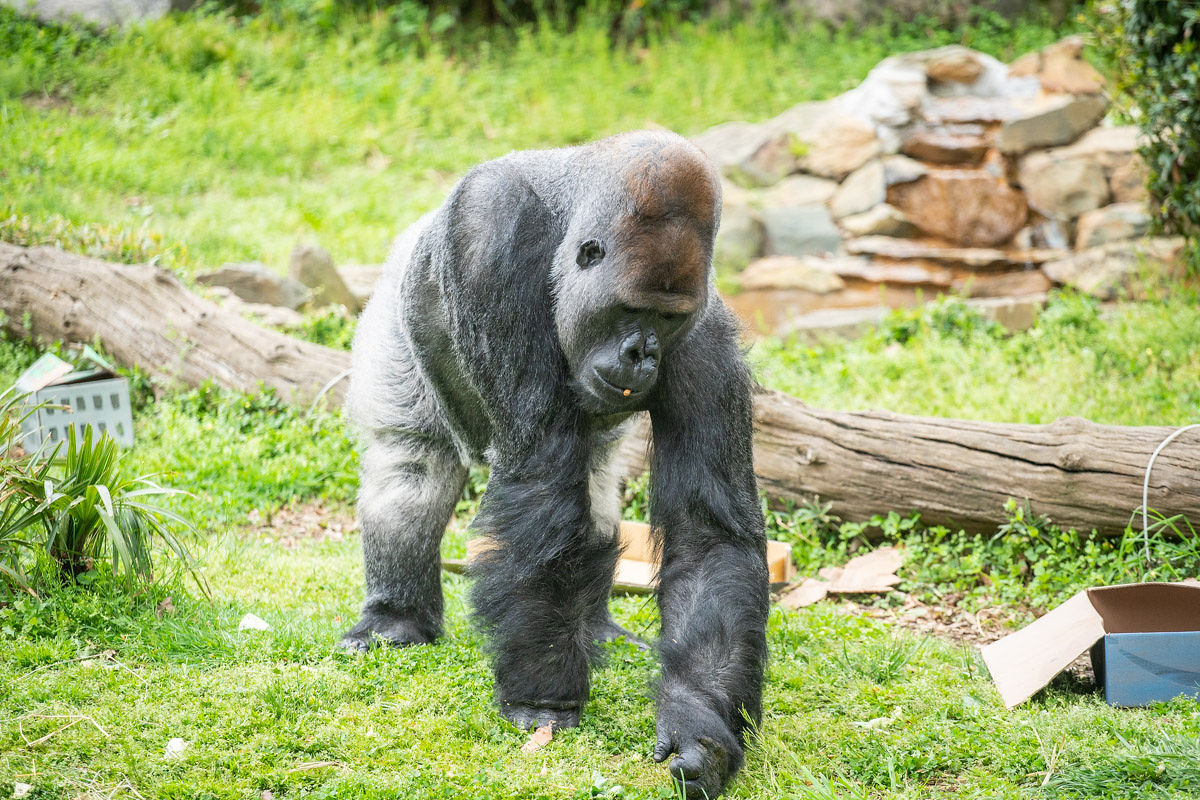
[
  {"x1": 0, "y1": 390, "x2": 204, "y2": 597},
  {"x1": 1111, "y1": 1, "x2": 1200, "y2": 244}
]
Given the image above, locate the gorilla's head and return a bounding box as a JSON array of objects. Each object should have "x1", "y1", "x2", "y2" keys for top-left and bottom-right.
[{"x1": 553, "y1": 132, "x2": 721, "y2": 415}]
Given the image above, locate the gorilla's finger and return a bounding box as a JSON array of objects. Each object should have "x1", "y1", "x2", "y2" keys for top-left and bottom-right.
[{"x1": 653, "y1": 738, "x2": 674, "y2": 762}]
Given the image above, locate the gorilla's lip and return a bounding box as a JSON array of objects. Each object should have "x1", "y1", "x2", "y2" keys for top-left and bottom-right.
[{"x1": 592, "y1": 369, "x2": 647, "y2": 400}]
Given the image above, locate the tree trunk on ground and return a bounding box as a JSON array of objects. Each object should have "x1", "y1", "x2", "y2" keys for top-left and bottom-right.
[
  {"x1": 614, "y1": 392, "x2": 1200, "y2": 535},
  {"x1": 4, "y1": 243, "x2": 1197, "y2": 535},
  {"x1": 0, "y1": 243, "x2": 351, "y2": 404}
]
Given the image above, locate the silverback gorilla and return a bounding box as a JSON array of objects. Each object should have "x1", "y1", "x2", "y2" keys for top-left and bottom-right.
[{"x1": 339, "y1": 130, "x2": 769, "y2": 799}]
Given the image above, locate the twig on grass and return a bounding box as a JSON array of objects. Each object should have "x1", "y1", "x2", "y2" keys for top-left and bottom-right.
[{"x1": 21, "y1": 714, "x2": 110, "y2": 747}]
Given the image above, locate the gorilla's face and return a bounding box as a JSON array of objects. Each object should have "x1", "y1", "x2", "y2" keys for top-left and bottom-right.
[
  {"x1": 557, "y1": 223, "x2": 706, "y2": 414},
  {"x1": 552, "y1": 135, "x2": 720, "y2": 416}
]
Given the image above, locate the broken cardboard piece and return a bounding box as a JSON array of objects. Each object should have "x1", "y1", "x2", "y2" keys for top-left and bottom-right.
[
  {"x1": 980, "y1": 581, "x2": 1200, "y2": 708},
  {"x1": 14, "y1": 348, "x2": 135, "y2": 448},
  {"x1": 447, "y1": 520, "x2": 795, "y2": 594},
  {"x1": 778, "y1": 545, "x2": 906, "y2": 608}
]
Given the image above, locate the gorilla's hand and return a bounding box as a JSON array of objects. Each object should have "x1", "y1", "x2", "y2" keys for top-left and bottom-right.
[{"x1": 653, "y1": 694, "x2": 742, "y2": 799}]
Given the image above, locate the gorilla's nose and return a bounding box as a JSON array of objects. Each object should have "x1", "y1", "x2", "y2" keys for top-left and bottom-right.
[{"x1": 596, "y1": 328, "x2": 660, "y2": 396}]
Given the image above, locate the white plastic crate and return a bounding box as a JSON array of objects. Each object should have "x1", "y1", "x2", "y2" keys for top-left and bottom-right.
[{"x1": 21, "y1": 376, "x2": 135, "y2": 449}]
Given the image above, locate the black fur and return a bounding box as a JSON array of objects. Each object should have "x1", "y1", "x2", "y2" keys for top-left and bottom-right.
[{"x1": 340, "y1": 130, "x2": 768, "y2": 799}]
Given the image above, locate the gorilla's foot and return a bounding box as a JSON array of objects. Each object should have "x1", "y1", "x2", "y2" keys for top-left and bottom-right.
[
  {"x1": 592, "y1": 617, "x2": 649, "y2": 650},
  {"x1": 500, "y1": 701, "x2": 582, "y2": 731},
  {"x1": 336, "y1": 607, "x2": 437, "y2": 651}
]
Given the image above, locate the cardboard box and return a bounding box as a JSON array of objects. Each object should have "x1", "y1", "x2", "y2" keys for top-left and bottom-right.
[
  {"x1": 16, "y1": 349, "x2": 134, "y2": 448},
  {"x1": 980, "y1": 581, "x2": 1200, "y2": 708},
  {"x1": 447, "y1": 520, "x2": 795, "y2": 595}
]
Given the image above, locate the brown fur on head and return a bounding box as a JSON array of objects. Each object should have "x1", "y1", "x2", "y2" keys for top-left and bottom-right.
[{"x1": 604, "y1": 134, "x2": 721, "y2": 314}]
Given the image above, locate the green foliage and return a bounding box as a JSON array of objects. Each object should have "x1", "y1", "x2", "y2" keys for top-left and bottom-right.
[
  {"x1": 0, "y1": 4, "x2": 1081, "y2": 273},
  {"x1": 1114, "y1": 1, "x2": 1200, "y2": 243},
  {"x1": 1042, "y1": 732, "x2": 1200, "y2": 799},
  {"x1": 753, "y1": 289, "x2": 1200, "y2": 425},
  {"x1": 1, "y1": 396, "x2": 204, "y2": 596},
  {"x1": 289, "y1": 307, "x2": 357, "y2": 350}
]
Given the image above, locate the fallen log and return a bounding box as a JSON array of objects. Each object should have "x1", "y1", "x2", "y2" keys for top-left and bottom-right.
[
  {"x1": 615, "y1": 392, "x2": 1200, "y2": 535},
  {"x1": 3, "y1": 243, "x2": 1197, "y2": 534},
  {"x1": 0, "y1": 243, "x2": 351, "y2": 404}
]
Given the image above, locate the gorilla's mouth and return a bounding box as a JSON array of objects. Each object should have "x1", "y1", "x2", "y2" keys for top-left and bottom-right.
[{"x1": 591, "y1": 368, "x2": 650, "y2": 402}]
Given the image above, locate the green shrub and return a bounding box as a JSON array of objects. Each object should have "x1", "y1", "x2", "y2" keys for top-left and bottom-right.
[
  {"x1": 0, "y1": 391, "x2": 204, "y2": 597},
  {"x1": 1114, "y1": 1, "x2": 1200, "y2": 244}
]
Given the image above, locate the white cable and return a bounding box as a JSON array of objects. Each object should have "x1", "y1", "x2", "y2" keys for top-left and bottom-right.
[
  {"x1": 307, "y1": 368, "x2": 353, "y2": 418},
  {"x1": 1142, "y1": 422, "x2": 1200, "y2": 563}
]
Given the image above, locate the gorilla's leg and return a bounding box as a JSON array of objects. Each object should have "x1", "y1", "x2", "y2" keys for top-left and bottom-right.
[
  {"x1": 584, "y1": 434, "x2": 647, "y2": 650},
  {"x1": 470, "y1": 429, "x2": 620, "y2": 730},
  {"x1": 339, "y1": 432, "x2": 467, "y2": 650}
]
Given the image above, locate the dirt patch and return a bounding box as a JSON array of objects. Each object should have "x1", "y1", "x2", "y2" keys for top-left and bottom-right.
[
  {"x1": 243, "y1": 502, "x2": 357, "y2": 548},
  {"x1": 22, "y1": 92, "x2": 75, "y2": 113}
]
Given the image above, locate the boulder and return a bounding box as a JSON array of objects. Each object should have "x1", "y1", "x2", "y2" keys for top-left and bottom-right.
[
  {"x1": 739, "y1": 255, "x2": 846, "y2": 293},
  {"x1": 691, "y1": 122, "x2": 794, "y2": 187},
  {"x1": 1073, "y1": 203, "x2": 1151, "y2": 250},
  {"x1": 1109, "y1": 156, "x2": 1149, "y2": 203},
  {"x1": 1050, "y1": 126, "x2": 1140, "y2": 170},
  {"x1": 758, "y1": 174, "x2": 838, "y2": 208},
  {"x1": 829, "y1": 160, "x2": 886, "y2": 220},
  {"x1": 1018, "y1": 151, "x2": 1109, "y2": 221},
  {"x1": 1042, "y1": 238, "x2": 1187, "y2": 299},
  {"x1": 788, "y1": 112, "x2": 882, "y2": 180},
  {"x1": 846, "y1": 236, "x2": 1063, "y2": 271},
  {"x1": 1039, "y1": 36, "x2": 1104, "y2": 95},
  {"x1": 195, "y1": 262, "x2": 311, "y2": 310},
  {"x1": 839, "y1": 203, "x2": 917, "y2": 237},
  {"x1": 900, "y1": 129, "x2": 990, "y2": 165},
  {"x1": 890, "y1": 169, "x2": 1028, "y2": 247},
  {"x1": 715, "y1": 199, "x2": 766, "y2": 273},
  {"x1": 1008, "y1": 51, "x2": 1042, "y2": 78},
  {"x1": 881, "y1": 154, "x2": 928, "y2": 186},
  {"x1": 289, "y1": 244, "x2": 360, "y2": 311},
  {"x1": 926, "y1": 47, "x2": 985, "y2": 85},
  {"x1": 338, "y1": 264, "x2": 385, "y2": 308},
  {"x1": 952, "y1": 269, "x2": 1053, "y2": 298},
  {"x1": 996, "y1": 94, "x2": 1107, "y2": 154},
  {"x1": 761, "y1": 205, "x2": 842, "y2": 258}
]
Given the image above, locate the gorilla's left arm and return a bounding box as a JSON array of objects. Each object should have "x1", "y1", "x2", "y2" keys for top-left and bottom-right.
[{"x1": 647, "y1": 300, "x2": 769, "y2": 800}]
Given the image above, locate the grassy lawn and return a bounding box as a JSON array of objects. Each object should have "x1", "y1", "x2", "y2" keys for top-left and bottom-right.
[{"x1": 4, "y1": 4, "x2": 1200, "y2": 799}]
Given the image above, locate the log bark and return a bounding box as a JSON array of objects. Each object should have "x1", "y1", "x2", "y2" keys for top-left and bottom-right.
[
  {"x1": 4, "y1": 243, "x2": 1197, "y2": 534},
  {"x1": 615, "y1": 391, "x2": 1200, "y2": 535},
  {"x1": 0, "y1": 243, "x2": 351, "y2": 404}
]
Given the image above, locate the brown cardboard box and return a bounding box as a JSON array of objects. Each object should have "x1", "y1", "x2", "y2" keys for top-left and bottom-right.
[{"x1": 980, "y1": 580, "x2": 1200, "y2": 708}]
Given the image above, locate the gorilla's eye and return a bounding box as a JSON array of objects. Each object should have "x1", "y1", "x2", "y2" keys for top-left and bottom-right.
[{"x1": 576, "y1": 239, "x2": 606, "y2": 268}]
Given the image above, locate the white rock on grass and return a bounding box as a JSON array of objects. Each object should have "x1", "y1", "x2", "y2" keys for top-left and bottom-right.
[
  {"x1": 238, "y1": 613, "x2": 271, "y2": 632},
  {"x1": 164, "y1": 738, "x2": 188, "y2": 760}
]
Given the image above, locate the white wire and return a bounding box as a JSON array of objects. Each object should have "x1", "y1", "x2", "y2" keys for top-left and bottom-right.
[
  {"x1": 306, "y1": 368, "x2": 353, "y2": 417},
  {"x1": 1142, "y1": 422, "x2": 1200, "y2": 563}
]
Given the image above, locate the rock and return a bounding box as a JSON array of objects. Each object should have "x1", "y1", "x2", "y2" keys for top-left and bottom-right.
[
  {"x1": 926, "y1": 47, "x2": 984, "y2": 85},
  {"x1": 758, "y1": 174, "x2": 838, "y2": 208},
  {"x1": 715, "y1": 200, "x2": 766, "y2": 273},
  {"x1": 1109, "y1": 155, "x2": 1149, "y2": 203},
  {"x1": 1041, "y1": 50, "x2": 1104, "y2": 95},
  {"x1": 846, "y1": 236, "x2": 1064, "y2": 271},
  {"x1": 997, "y1": 94, "x2": 1108, "y2": 154},
  {"x1": 900, "y1": 129, "x2": 990, "y2": 165},
  {"x1": 1008, "y1": 51, "x2": 1042, "y2": 78},
  {"x1": 839, "y1": 203, "x2": 916, "y2": 237},
  {"x1": 739, "y1": 255, "x2": 845, "y2": 293},
  {"x1": 953, "y1": 269, "x2": 1053, "y2": 298},
  {"x1": 789, "y1": 113, "x2": 882, "y2": 180},
  {"x1": 692, "y1": 122, "x2": 794, "y2": 188},
  {"x1": 1018, "y1": 150, "x2": 1109, "y2": 221},
  {"x1": 338, "y1": 264, "x2": 385, "y2": 307},
  {"x1": 829, "y1": 160, "x2": 885, "y2": 219},
  {"x1": 777, "y1": 306, "x2": 891, "y2": 342},
  {"x1": 891, "y1": 169, "x2": 1028, "y2": 247},
  {"x1": 1073, "y1": 203, "x2": 1151, "y2": 250},
  {"x1": 6, "y1": 0, "x2": 170, "y2": 26},
  {"x1": 761, "y1": 205, "x2": 843, "y2": 258},
  {"x1": 1014, "y1": 219, "x2": 1070, "y2": 250},
  {"x1": 1051, "y1": 125, "x2": 1139, "y2": 169},
  {"x1": 968, "y1": 294, "x2": 1047, "y2": 331},
  {"x1": 881, "y1": 154, "x2": 927, "y2": 186},
  {"x1": 834, "y1": 259, "x2": 953, "y2": 287},
  {"x1": 289, "y1": 244, "x2": 360, "y2": 311},
  {"x1": 195, "y1": 263, "x2": 310, "y2": 310},
  {"x1": 1042, "y1": 238, "x2": 1187, "y2": 299}
]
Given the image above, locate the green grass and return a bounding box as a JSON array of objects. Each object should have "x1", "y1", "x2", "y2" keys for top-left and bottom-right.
[{"x1": 1, "y1": 4, "x2": 1079, "y2": 273}]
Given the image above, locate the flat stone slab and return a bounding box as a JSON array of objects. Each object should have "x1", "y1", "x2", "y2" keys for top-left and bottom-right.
[{"x1": 847, "y1": 236, "x2": 1064, "y2": 271}]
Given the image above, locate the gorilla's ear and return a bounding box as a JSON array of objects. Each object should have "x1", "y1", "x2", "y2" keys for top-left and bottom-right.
[{"x1": 436, "y1": 162, "x2": 567, "y2": 439}]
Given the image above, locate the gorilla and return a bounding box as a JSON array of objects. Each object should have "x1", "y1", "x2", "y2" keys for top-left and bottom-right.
[{"x1": 340, "y1": 130, "x2": 768, "y2": 799}]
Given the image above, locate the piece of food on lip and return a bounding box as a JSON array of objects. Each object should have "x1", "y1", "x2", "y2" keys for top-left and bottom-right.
[{"x1": 623, "y1": 389, "x2": 631, "y2": 396}]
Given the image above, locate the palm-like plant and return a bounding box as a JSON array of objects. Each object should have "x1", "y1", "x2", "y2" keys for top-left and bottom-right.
[{"x1": 1, "y1": 387, "x2": 205, "y2": 596}]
